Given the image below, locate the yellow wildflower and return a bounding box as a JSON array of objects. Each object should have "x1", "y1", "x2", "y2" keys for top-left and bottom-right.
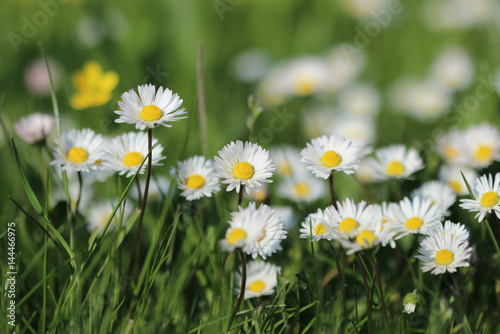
[{"x1": 70, "y1": 61, "x2": 119, "y2": 110}]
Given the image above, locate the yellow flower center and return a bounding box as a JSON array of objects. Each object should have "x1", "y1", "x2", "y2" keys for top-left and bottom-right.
[
  {"x1": 356, "y1": 230, "x2": 377, "y2": 247},
  {"x1": 233, "y1": 161, "x2": 254, "y2": 180},
  {"x1": 444, "y1": 146, "x2": 458, "y2": 159},
  {"x1": 249, "y1": 280, "x2": 266, "y2": 293},
  {"x1": 448, "y1": 181, "x2": 461, "y2": 193},
  {"x1": 186, "y1": 174, "x2": 205, "y2": 189},
  {"x1": 254, "y1": 189, "x2": 267, "y2": 202},
  {"x1": 321, "y1": 150, "x2": 342, "y2": 168},
  {"x1": 123, "y1": 152, "x2": 144, "y2": 167},
  {"x1": 294, "y1": 76, "x2": 314, "y2": 96},
  {"x1": 339, "y1": 218, "x2": 358, "y2": 235},
  {"x1": 228, "y1": 228, "x2": 247, "y2": 245},
  {"x1": 314, "y1": 223, "x2": 326, "y2": 235},
  {"x1": 405, "y1": 217, "x2": 423, "y2": 230},
  {"x1": 68, "y1": 147, "x2": 88, "y2": 163},
  {"x1": 95, "y1": 160, "x2": 103, "y2": 165},
  {"x1": 294, "y1": 183, "x2": 310, "y2": 197},
  {"x1": 475, "y1": 145, "x2": 492, "y2": 163},
  {"x1": 386, "y1": 161, "x2": 404, "y2": 177},
  {"x1": 140, "y1": 105, "x2": 162, "y2": 122},
  {"x1": 279, "y1": 164, "x2": 291, "y2": 176},
  {"x1": 435, "y1": 249, "x2": 454, "y2": 265},
  {"x1": 480, "y1": 191, "x2": 499, "y2": 207}
]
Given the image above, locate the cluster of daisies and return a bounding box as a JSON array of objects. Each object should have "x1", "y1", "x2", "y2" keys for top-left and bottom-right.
[{"x1": 13, "y1": 82, "x2": 500, "y2": 303}]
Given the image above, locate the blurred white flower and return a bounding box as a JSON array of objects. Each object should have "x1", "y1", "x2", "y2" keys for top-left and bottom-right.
[
  {"x1": 438, "y1": 165, "x2": 478, "y2": 195},
  {"x1": 431, "y1": 47, "x2": 474, "y2": 91},
  {"x1": 14, "y1": 113, "x2": 54, "y2": 145},
  {"x1": 338, "y1": 84, "x2": 381, "y2": 117},
  {"x1": 232, "y1": 49, "x2": 273, "y2": 83},
  {"x1": 235, "y1": 261, "x2": 280, "y2": 299}
]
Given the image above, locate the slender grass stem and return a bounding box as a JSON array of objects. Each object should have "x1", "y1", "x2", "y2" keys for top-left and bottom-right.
[
  {"x1": 373, "y1": 254, "x2": 389, "y2": 333},
  {"x1": 355, "y1": 253, "x2": 372, "y2": 334},
  {"x1": 197, "y1": 44, "x2": 209, "y2": 157},
  {"x1": 329, "y1": 173, "x2": 337, "y2": 209},
  {"x1": 451, "y1": 273, "x2": 464, "y2": 320},
  {"x1": 228, "y1": 250, "x2": 246, "y2": 330}
]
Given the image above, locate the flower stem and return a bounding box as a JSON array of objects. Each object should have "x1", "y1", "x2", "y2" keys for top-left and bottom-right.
[
  {"x1": 228, "y1": 250, "x2": 246, "y2": 330},
  {"x1": 129, "y1": 128, "x2": 153, "y2": 282},
  {"x1": 485, "y1": 218, "x2": 500, "y2": 259},
  {"x1": 70, "y1": 171, "x2": 83, "y2": 249},
  {"x1": 237, "y1": 185, "x2": 244, "y2": 207},
  {"x1": 355, "y1": 253, "x2": 372, "y2": 334},
  {"x1": 329, "y1": 173, "x2": 337, "y2": 209},
  {"x1": 373, "y1": 254, "x2": 390, "y2": 333},
  {"x1": 329, "y1": 241, "x2": 347, "y2": 325}
]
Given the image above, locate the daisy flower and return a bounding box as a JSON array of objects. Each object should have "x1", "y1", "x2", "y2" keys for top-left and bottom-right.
[
  {"x1": 235, "y1": 261, "x2": 281, "y2": 299},
  {"x1": 85, "y1": 199, "x2": 132, "y2": 233},
  {"x1": 274, "y1": 206, "x2": 296, "y2": 231},
  {"x1": 299, "y1": 208, "x2": 333, "y2": 241},
  {"x1": 277, "y1": 172, "x2": 326, "y2": 203},
  {"x1": 322, "y1": 198, "x2": 374, "y2": 241},
  {"x1": 52, "y1": 128, "x2": 106, "y2": 173},
  {"x1": 354, "y1": 158, "x2": 379, "y2": 183},
  {"x1": 341, "y1": 0, "x2": 386, "y2": 19},
  {"x1": 114, "y1": 84, "x2": 186, "y2": 130},
  {"x1": 270, "y1": 146, "x2": 303, "y2": 177},
  {"x1": 338, "y1": 84, "x2": 381, "y2": 117},
  {"x1": 415, "y1": 221, "x2": 472, "y2": 275},
  {"x1": 14, "y1": 113, "x2": 54, "y2": 145},
  {"x1": 301, "y1": 134, "x2": 361, "y2": 179},
  {"x1": 463, "y1": 123, "x2": 500, "y2": 168},
  {"x1": 412, "y1": 181, "x2": 456, "y2": 216},
  {"x1": 389, "y1": 196, "x2": 443, "y2": 238},
  {"x1": 435, "y1": 128, "x2": 466, "y2": 165},
  {"x1": 431, "y1": 47, "x2": 474, "y2": 91},
  {"x1": 214, "y1": 141, "x2": 275, "y2": 194},
  {"x1": 172, "y1": 156, "x2": 220, "y2": 201},
  {"x1": 372, "y1": 202, "x2": 397, "y2": 248},
  {"x1": 131, "y1": 176, "x2": 171, "y2": 202},
  {"x1": 438, "y1": 165, "x2": 478, "y2": 195},
  {"x1": 281, "y1": 57, "x2": 330, "y2": 97},
  {"x1": 104, "y1": 132, "x2": 165, "y2": 177},
  {"x1": 220, "y1": 202, "x2": 286, "y2": 259},
  {"x1": 369, "y1": 145, "x2": 424, "y2": 180},
  {"x1": 459, "y1": 173, "x2": 500, "y2": 222},
  {"x1": 330, "y1": 116, "x2": 376, "y2": 149},
  {"x1": 340, "y1": 212, "x2": 387, "y2": 255},
  {"x1": 324, "y1": 46, "x2": 365, "y2": 92},
  {"x1": 247, "y1": 184, "x2": 268, "y2": 203},
  {"x1": 390, "y1": 79, "x2": 452, "y2": 121},
  {"x1": 431, "y1": 220, "x2": 470, "y2": 242}
]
